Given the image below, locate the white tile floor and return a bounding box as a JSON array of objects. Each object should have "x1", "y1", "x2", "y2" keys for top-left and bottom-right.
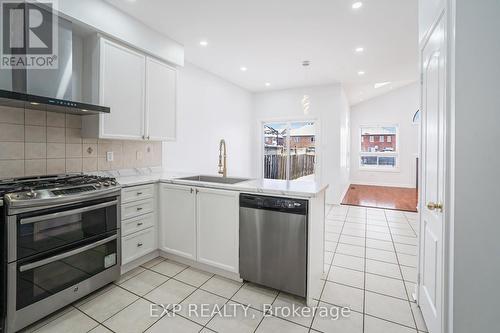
[{"x1": 21, "y1": 205, "x2": 428, "y2": 333}]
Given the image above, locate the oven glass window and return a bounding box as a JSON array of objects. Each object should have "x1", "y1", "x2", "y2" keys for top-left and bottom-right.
[
  {"x1": 17, "y1": 200, "x2": 117, "y2": 260},
  {"x1": 16, "y1": 238, "x2": 117, "y2": 310}
]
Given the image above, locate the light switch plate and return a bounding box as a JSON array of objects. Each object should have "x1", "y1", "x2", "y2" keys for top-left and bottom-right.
[{"x1": 106, "y1": 151, "x2": 114, "y2": 162}]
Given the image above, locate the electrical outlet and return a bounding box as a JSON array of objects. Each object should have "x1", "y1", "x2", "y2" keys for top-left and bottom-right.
[
  {"x1": 106, "y1": 151, "x2": 114, "y2": 162},
  {"x1": 136, "y1": 150, "x2": 143, "y2": 160}
]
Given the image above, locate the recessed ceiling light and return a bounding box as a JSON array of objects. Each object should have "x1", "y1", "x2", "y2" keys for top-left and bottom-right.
[
  {"x1": 199, "y1": 40, "x2": 208, "y2": 47},
  {"x1": 374, "y1": 81, "x2": 391, "y2": 88},
  {"x1": 240, "y1": 67, "x2": 248, "y2": 72},
  {"x1": 265, "y1": 82, "x2": 271, "y2": 87},
  {"x1": 355, "y1": 47, "x2": 364, "y2": 53},
  {"x1": 352, "y1": 2, "x2": 363, "y2": 10},
  {"x1": 357, "y1": 71, "x2": 365, "y2": 76}
]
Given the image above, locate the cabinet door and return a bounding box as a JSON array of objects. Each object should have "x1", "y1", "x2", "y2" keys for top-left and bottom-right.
[
  {"x1": 99, "y1": 38, "x2": 145, "y2": 139},
  {"x1": 145, "y1": 57, "x2": 176, "y2": 141},
  {"x1": 159, "y1": 184, "x2": 196, "y2": 260},
  {"x1": 196, "y1": 188, "x2": 239, "y2": 273}
]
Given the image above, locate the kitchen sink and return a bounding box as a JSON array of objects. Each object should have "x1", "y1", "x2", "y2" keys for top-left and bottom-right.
[{"x1": 176, "y1": 175, "x2": 250, "y2": 184}]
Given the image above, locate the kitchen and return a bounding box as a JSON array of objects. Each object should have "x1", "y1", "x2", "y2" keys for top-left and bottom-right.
[{"x1": 1, "y1": 1, "x2": 499, "y2": 333}]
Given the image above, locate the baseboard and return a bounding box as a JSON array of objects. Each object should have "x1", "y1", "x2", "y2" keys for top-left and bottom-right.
[
  {"x1": 325, "y1": 183, "x2": 350, "y2": 206},
  {"x1": 338, "y1": 183, "x2": 350, "y2": 203},
  {"x1": 159, "y1": 250, "x2": 242, "y2": 282},
  {"x1": 121, "y1": 250, "x2": 160, "y2": 274},
  {"x1": 348, "y1": 180, "x2": 416, "y2": 189}
]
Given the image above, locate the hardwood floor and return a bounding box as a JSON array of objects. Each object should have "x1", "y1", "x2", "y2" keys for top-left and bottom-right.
[{"x1": 342, "y1": 184, "x2": 418, "y2": 212}]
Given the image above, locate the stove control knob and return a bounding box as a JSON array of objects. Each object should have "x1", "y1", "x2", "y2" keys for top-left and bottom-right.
[
  {"x1": 103, "y1": 181, "x2": 110, "y2": 187},
  {"x1": 26, "y1": 190, "x2": 36, "y2": 198},
  {"x1": 95, "y1": 182, "x2": 102, "y2": 188},
  {"x1": 111, "y1": 181, "x2": 117, "y2": 186}
]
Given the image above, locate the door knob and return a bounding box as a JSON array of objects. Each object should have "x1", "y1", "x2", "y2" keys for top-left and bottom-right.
[{"x1": 427, "y1": 202, "x2": 443, "y2": 211}]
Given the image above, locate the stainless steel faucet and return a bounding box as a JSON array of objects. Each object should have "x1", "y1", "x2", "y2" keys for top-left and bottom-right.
[{"x1": 218, "y1": 139, "x2": 227, "y2": 177}]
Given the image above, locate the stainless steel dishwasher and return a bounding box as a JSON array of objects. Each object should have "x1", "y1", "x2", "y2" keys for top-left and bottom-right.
[{"x1": 239, "y1": 194, "x2": 308, "y2": 297}]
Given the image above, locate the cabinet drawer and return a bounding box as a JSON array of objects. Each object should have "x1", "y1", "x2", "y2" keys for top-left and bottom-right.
[
  {"x1": 121, "y1": 198, "x2": 154, "y2": 220},
  {"x1": 122, "y1": 227, "x2": 156, "y2": 264},
  {"x1": 122, "y1": 213, "x2": 155, "y2": 236},
  {"x1": 122, "y1": 184, "x2": 155, "y2": 203}
]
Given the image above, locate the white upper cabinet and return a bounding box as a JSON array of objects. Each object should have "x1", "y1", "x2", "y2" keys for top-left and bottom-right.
[
  {"x1": 146, "y1": 57, "x2": 177, "y2": 141},
  {"x1": 99, "y1": 38, "x2": 146, "y2": 140},
  {"x1": 82, "y1": 37, "x2": 177, "y2": 141}
]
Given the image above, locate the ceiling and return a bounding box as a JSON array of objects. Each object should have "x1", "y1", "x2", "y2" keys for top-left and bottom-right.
[{"x1": 105, "y1": 0, "x2": 418, "y2": 105}]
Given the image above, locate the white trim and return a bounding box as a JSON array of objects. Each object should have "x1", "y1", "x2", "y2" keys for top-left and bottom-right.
[
  {"x1": 258, "y1": 117, "x2": 321, "y2": 183},
  {"x1": 358, "y1": 123, "x2": 400, "y2": 171},
  {"x1": 335, "y1": 183, "x2": 351, "y2": 205},
  {"x1": 446, "y1": 1, "x2": 456, "y2": 332},
  {"x1": 348, "y1": 181, "x2": 416, "y2": 189}
]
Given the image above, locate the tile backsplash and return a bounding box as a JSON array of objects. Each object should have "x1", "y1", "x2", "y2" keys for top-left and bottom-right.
[{"x1": 0, "y1": 105, "x2": 162, "y2": 179}]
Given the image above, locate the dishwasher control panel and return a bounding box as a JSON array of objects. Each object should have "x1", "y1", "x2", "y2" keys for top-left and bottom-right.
[{"x1": 240, "y1": 194, "x2": 307, "y2": 215}]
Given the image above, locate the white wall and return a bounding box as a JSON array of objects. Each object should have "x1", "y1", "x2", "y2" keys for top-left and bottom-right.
[
  {"x1": 451, "y1": 0, "x2": 500, "y2": 332},
  {"x1": 163, "y1": 63, "x2": 254, "y2": 177},
  {"x1": 253, "y1": 84, "x2": 350, "y2": 204},
  {"x1": 59, "y1": 0, "x2": 184, "y2": 66},
  {"x1": 350, "y1": 83, "x2": 419, "y2": 188}
]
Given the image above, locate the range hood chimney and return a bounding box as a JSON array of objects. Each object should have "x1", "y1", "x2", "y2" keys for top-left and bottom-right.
[{"x1": 0, "y1": 3, "x2": 109, "y2": 115}]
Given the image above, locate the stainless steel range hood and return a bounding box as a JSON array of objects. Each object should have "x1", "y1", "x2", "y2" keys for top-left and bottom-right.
[
  {"x1": 0, "y1": 89, "x2": 109, "y2": 115},
  {"x1": 0, "y1": 4, "x2": 109, "y2": 115}
]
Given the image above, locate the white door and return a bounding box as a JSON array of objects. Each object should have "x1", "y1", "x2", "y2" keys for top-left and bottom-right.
[
  {"x1": 196, "y1": 188, "x2": 239, "y2": 273},
  {"x1": 418, "y1": 11, "x2": 447, "y2": 333},
  {"x1": 99, "y1": 38, "x2": 146, "y2": 139},
  {"x1": 159, "y1": 184, "x2": 196, "y2": 260},
  {"x1": 145, "y1": 57, "x2": 177, "y2": 141}
]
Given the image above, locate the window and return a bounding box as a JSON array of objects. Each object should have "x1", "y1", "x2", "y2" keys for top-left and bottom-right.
[
  {"x1": 360, "y1": 126, "x2": 398, "y2": 169},
  {"x1": 263, "y1": 121, "x2": 316, "y2": 181}
]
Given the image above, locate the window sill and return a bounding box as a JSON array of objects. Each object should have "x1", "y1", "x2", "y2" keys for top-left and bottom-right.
[{"x1": 358, "y1": 167, "x2": 401, "y2": 173}]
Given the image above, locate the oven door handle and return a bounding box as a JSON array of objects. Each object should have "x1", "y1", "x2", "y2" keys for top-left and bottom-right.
[
  {"x1": 19, "y1": 200, "x2": 118, "y2": 225},
  {"x1": 19, "y1": 234, "x2": 118, "y2": 272}
]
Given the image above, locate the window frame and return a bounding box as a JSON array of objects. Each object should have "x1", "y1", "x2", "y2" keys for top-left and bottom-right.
[
  {"x1": 359, "y1": 124, "x2": 400, "y2": 172},
  {"x1": 260, "y1": 117, "x2": 319, "y2": 182}
]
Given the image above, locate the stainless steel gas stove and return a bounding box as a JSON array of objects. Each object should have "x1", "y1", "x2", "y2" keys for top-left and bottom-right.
[{"x1": 0, "y1": 174, "x2": 122, "y2": 333}]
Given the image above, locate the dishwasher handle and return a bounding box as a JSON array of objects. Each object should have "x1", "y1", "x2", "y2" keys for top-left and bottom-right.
[{"x1": 239, "y1": 194, "x2": 307, "y2": 215}]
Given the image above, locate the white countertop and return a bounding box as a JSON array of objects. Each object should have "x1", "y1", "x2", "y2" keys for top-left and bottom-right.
[{"x1": 105, "y1": 168, "x2": 328, "y2": 198}]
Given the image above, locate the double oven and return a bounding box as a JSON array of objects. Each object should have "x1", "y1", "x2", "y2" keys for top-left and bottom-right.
[{"x1": 2, "y1": 189, "x2": 121, "y2": 332}]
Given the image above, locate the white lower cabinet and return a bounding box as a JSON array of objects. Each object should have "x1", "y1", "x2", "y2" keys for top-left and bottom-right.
[
  {"x1": 120, "y1": 184, "x2": 157, "y2": 265},
  {"x1": 159, "y1": 184, "x2": 196, "y2": 260},
  {"x1": 196, "y1": 188, "x2": 239, "y2": 273},
  {"x1": 122, "y1": 212, "x2": 155, "y2": 237},
  {"x1": 122, "y1": 228, "x2": 156, "y2": 264},
  {"x1": 159, "y1": 184, "x2": 239, "y2": 274}
]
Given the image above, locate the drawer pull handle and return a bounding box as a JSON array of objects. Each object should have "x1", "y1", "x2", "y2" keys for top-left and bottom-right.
[
  {"x1": 137, "y1": 222, "x2": 143, "y2": 226},
  {"x1": 136, "y1": 192, "x2": 143, "y2": 195},
  {"x1": 137, "y1": 243, "x2": 143, "y2": 247},
  {"x1": 136, "y1": 207, "x2": 143, "y2": 211}
]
